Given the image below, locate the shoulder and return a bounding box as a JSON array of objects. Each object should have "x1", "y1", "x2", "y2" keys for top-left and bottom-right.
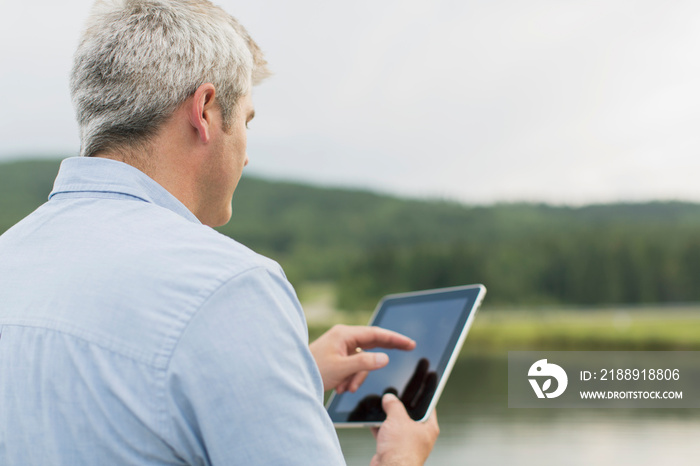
[
  {"x1": 114, "y1": 199, "x2": 284, "y2": 286},
  {"x1": 163, "y1": 260, "x2": 342, "y2": 465}
]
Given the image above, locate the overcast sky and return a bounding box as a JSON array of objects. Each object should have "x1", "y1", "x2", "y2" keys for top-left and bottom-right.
[{"x1": 2, "y1": 0, "x2": 700, "y2": 204}]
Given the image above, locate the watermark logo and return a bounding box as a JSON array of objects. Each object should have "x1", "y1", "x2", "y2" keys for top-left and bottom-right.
[{"x1": 528, "y1": 359, "x2": 568, "y2": 399}]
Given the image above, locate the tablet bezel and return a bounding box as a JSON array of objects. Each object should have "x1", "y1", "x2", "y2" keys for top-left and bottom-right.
[{"x1": 326, "y1": 283, "x2": 486, "y2": 427}]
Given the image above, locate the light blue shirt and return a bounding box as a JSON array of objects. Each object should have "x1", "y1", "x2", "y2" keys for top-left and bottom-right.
[{"x1": 0, "y1": 157, "x2": 346, "y2": 465}]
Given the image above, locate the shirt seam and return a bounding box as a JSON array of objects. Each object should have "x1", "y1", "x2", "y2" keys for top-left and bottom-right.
[
  {"x1": 155, "y1": 265, "x2": 271, "y2": 447},
  {"x1": 0, "y1": 320, "x2": 158, "y2": 366},
  {"x1": 160, "y1": 265, "x2": 271, "y2": 370}
]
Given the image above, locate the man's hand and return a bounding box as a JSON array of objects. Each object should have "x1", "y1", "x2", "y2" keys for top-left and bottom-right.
[
  {"x1": 370, "y1": 394, "x2": 440, "y2": 466},
  {"x1": 309, "y1": 325, "x2": 415, "y2": 392}
]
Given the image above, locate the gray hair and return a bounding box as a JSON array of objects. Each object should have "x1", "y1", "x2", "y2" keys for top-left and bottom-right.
[{"x1": 70, "y1": 0, "x2": 270, "y2": 158}]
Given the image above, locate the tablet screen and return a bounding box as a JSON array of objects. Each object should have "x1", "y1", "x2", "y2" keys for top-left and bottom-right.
[{"x1": 326, "y1": 285, "x2": 484, "y2": 424}]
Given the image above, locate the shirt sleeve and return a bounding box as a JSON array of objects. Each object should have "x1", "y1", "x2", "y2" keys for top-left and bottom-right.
[{"x1": 163, "y1": 265, "x2": 346, "y2": 465}]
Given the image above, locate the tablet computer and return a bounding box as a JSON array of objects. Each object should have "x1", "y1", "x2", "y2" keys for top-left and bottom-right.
[{"x1": 326, "y1": 284, "x2": 486, "y2": 427}]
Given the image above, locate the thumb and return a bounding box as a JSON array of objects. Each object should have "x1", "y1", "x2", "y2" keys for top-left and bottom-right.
[
  {"x1": 348, "y1": 351, "x2": 389, "y2": 373},
  {"x1": 382, "y1": 393, "x2": 410, "y2": 421}
]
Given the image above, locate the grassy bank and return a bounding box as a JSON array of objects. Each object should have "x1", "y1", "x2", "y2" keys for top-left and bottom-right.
[
  {"x1": 459, "y1": 307, "x2": 700, "y2": 351},
  {"x1": 302, "y1": 284, "x2": 700, "y2": 351}
]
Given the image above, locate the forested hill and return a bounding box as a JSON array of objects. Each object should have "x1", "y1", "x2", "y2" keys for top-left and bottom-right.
[{"x1": 4, "y1": 158, "x2": 700, "y2": 310}]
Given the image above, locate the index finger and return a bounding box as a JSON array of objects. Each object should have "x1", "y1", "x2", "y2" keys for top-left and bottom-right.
[{"x1": 346, "y1": 326, "x2": 416, "y2": 351}]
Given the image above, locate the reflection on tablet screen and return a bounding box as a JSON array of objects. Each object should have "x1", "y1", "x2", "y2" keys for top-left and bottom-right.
[{"x1": 335, "y1": 296, "x2": 468, "y2": 421}]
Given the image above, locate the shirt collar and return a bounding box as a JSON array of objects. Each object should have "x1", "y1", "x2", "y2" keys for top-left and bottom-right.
[{"x1": 49, "y1": 157, "x2": 201, "y2": 225}]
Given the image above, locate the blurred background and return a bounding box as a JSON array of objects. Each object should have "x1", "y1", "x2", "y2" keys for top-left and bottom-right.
[{"x1": 3, "y1": 0, "x2": 700, "y2": 464}]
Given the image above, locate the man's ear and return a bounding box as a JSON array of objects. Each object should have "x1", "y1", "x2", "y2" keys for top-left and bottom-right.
[{"x1": 188, "y1": 83, "x2": 217, "y2": 144}]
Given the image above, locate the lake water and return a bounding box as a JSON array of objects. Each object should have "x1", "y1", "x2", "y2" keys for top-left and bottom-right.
[{"x1": 336, "y1": 355, "x2": 700, "y2": 465}]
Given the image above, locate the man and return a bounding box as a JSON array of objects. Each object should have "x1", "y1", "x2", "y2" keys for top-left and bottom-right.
[{"x1": 0, "y1": 0, "x2": 439, "y2": 464}]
